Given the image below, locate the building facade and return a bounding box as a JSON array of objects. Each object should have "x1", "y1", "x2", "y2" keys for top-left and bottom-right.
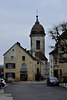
[
  {"x1": 4, "y1": 42, "x2": 40, "y2": 82},
  {"x1": 49, "y1": 49, "x2": 59, "y2": 78},
  {"x1": 3, "y1": 15, "x2": 49, "y2": 82},
  {"x1": 49, "y1": 30, "x2": 67, "y2": 82}
]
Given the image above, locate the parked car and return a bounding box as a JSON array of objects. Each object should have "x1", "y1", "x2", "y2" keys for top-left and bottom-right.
[
  {"x1": 0, "y1": 78, "x2": 6, "y2": 88},
  {"x1": 47, "y1": 77, "x2": 59, "y2": 86}
]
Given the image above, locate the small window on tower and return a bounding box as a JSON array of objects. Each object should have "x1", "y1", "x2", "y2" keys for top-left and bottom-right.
[{"x1": 36, "y1": 40, "x2": 40, "y2": 50}]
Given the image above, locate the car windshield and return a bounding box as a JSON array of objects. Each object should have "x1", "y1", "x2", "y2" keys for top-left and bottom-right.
[{"x1": 50, "y1": 77, "x2": 58, "y2": 80}]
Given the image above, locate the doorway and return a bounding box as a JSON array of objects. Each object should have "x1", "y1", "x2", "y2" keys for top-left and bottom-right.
[
  {"x1": 20, "y1": 73, "x2": 28, "y2": 81},
  {"x1": 54, "y1": 69, "x2": 58, "y2": 78}
]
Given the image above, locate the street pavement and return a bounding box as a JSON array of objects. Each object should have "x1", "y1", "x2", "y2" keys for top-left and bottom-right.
[
  {"x1": 0, "y1": 87, "x2": 13, "y2": 100},
  {"x1": 0, "y1": 81, "x2": 67, "y2": 100},
  {"x1": 0, "y1": 81, "x2": 46, "y2": 100},
  {"x1": 4, "y1": 81, "x2": 67, "y2": 100}
]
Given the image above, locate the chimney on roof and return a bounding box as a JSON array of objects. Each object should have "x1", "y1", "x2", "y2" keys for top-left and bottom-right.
[{"x1": 17, "y1": 42, "x2": 20, "y2": 46}]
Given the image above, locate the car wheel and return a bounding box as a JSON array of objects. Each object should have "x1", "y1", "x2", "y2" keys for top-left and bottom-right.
[
  {"x1": 47, "y1": 82, "x2": 49, "y2": 86},
  {"x1": 57, "y1": 83, "x2": 59, "y2": 86}
]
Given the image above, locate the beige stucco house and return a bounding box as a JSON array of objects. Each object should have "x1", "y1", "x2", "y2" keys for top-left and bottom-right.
[
  {"x1": 3, "y1": 42, "x2": 40, "y2": 82},
  {"x1": 58, "y1": 30, "x2": 67, "y2": 82}
]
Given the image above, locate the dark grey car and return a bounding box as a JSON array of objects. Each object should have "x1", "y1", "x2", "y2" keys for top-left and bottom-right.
[{"x1": 47, "y1": 77, "x2": 59, "y2": 86}]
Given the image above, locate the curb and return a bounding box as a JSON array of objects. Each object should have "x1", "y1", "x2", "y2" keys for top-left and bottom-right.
[{"x1": 60, "y1": 83, "x2": 67, "y2": 89}]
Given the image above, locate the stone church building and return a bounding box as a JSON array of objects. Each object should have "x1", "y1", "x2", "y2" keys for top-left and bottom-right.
[
  {"x1": 3, "y1": 15, "x2": 49, "y2": 82},
  {"x1": 29, "y1": 15, "x2": 49, "y2": 79}
]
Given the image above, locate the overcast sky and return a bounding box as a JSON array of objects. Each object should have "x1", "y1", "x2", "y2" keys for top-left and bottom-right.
[{"x1": 0, "y1": 0, "x2": 67, "y2": 64}]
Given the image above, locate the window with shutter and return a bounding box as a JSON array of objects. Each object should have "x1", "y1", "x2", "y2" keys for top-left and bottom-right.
[
  {"x1": 5, "y1": 63, "x2": 15, "y2": 69},
  {"x1": 5, "y1": 73, "x2": 15, "y2": 79}
]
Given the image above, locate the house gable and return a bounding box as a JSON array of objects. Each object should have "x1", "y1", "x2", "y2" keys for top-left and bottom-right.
[{"x1": 3, "y1": 42, "x2": 38, "y2": 61}]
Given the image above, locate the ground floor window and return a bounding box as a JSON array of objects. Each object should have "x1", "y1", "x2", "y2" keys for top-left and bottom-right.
[{"x1": 5, "y1": 73, "x2": 15, "y2": 79}]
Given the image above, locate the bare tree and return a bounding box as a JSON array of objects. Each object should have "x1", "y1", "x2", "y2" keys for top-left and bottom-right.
[{"x1": 49, "y1": 22, "x2": 67, "y2": 63}]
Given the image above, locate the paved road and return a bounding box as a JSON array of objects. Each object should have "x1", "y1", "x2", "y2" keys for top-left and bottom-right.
[
  {"x1": 4, "y1": 82, "x2": 67, "y2": 100},
  {"x1": 0, "y1": 87, "x2": 13, "y2": 100}
]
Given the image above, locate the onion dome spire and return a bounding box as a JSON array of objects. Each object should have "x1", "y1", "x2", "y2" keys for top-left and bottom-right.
[{"x1": 30, "y1": 15, "x2": 46, "y2": 37}]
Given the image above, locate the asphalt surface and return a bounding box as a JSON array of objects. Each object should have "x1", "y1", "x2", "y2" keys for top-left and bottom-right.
[
  {"x1": 4, "y1": 82, "x2": 67, "y2": 100},
  {"x1": 0, "y1": 87, "x2": 13, "y2": 100}
]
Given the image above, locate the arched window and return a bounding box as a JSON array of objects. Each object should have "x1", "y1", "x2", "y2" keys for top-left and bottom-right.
[{"x1": 22, "y1": 64, "x2": 27, "y2": 72}]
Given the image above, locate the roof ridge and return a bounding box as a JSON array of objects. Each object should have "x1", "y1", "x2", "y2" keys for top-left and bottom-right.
[{"x1": 3, "y1": 42, "x2": 38, "y2": 61}]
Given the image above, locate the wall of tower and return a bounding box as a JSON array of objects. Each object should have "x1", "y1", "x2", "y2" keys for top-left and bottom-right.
[{"x1": 31, "y1": 35, "x2": 45, "y2": 55}]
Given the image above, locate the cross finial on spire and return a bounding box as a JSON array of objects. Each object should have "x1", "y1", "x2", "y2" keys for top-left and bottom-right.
[
  {"x1": 35, "y1": 9, "x2": 39, "y2": 24},
  {"x1": 36, "y1": 9, "x2": 38, "y2": 15}
]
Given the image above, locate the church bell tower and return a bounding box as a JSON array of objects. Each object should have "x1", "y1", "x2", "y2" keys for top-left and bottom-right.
[{"x1": 30, "y1": 15, "x2": 46, "y2": 56}]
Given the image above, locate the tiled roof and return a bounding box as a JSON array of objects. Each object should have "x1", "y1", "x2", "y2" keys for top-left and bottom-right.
[
  {"x1": 49, "y1": 44, "x2": 58, "y2": 55},
  {"x1": 49, "y1": 49, "x2": 57, "y2": 55},
  {"x1": 30, "y1": 16, "x2": 45, "y2": 37},
  {"x1": 35, "y1": 51, "x2": 48, "y2": 61},
  {"x1": 3, "y1": 42, "x2": 38, "y2": 61}
]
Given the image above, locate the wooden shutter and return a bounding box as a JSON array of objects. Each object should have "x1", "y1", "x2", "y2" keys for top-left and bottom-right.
[
  {"x1": 13, "y1": 73, "x2": 15, "y2": 79},
  {"x1": 6, "y1": 63, "x2": 8, "y2": 68},
  {"x1": 5, "y1": 73, "x2": 8, "y2": 78},
  {"x1": 13, "y1": 63, "x2": 15, "y2": 68}
]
